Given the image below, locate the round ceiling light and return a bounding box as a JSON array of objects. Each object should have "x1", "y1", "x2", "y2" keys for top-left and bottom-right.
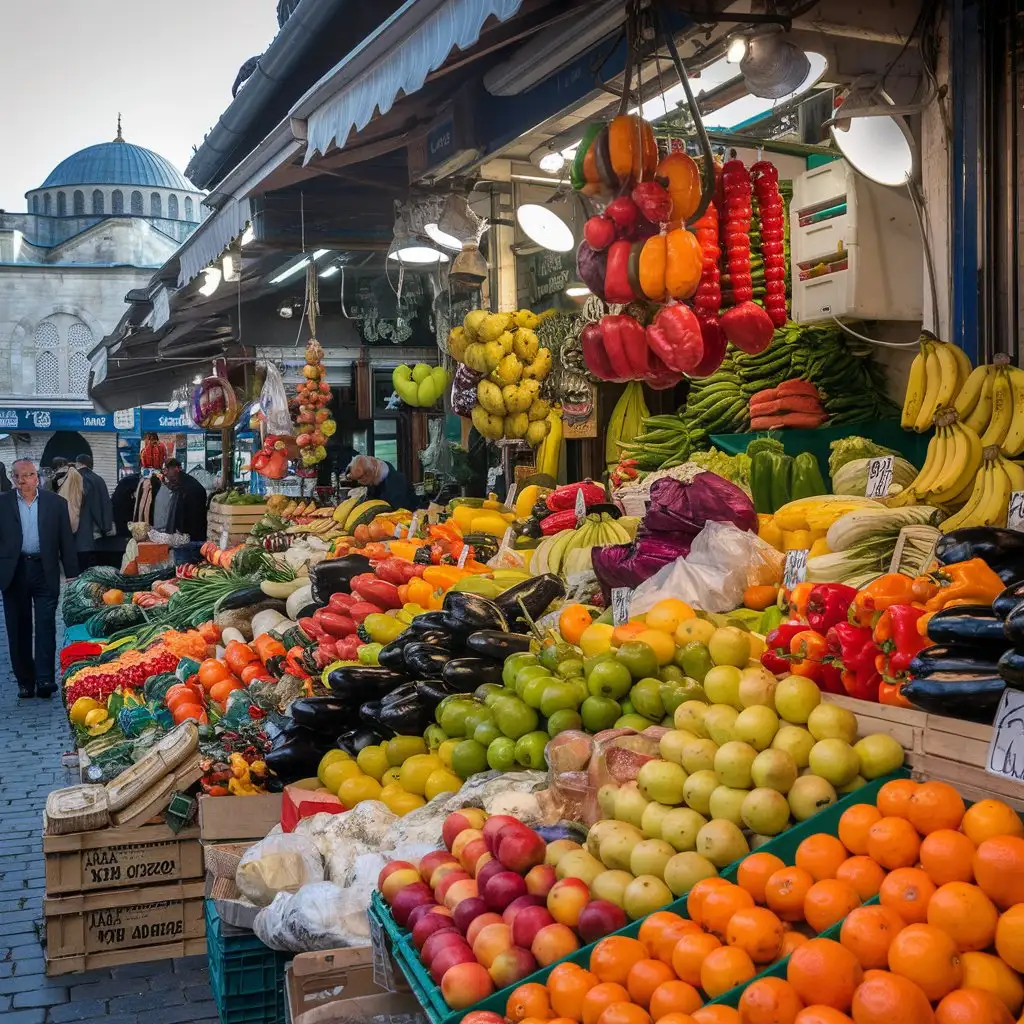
[
  {"x1": 517, "y1": 202, "x2": 575, "y2": 252},
  {"x1": 388, "y1": 246, "x2": 450, "y2": 264},
  {"x1": 424, "y1": 222, "x2": 463, "y2": 251},
  {"x1": 830, "y1": 109, "x2": 915, "y2": 187}
]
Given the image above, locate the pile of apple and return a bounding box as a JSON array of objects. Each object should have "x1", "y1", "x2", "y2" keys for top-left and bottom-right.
[{"x1": 377, "y1": 809, "x2": 633, "y2": 1010}]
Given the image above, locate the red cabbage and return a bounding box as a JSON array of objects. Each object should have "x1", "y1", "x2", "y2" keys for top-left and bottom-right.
[{"x1": 592, "y1": 538, "x2": 692, "y2": 592}]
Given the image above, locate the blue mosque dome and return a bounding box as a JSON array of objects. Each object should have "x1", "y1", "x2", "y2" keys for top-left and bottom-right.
[{"x1": 40, "y1": 136, "x2": 194, "y2": 191}]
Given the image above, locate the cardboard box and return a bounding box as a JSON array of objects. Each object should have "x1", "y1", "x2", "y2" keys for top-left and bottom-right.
[
  {"x1": 44, "y1": 880, "x2": 205, "y2": 960},
  {"x1": 198, "y1": 792, "x2": 282, "y2": 841},
  {"x1": 286, "y1": 946, "x2": 426, "y2": 1024},
  {"x1": 44, "y1": 823, "x2": 202, "y2": 895}
]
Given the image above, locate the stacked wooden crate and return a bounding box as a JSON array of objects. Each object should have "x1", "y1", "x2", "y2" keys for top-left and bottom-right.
[{"x1": 207, "y1": 501, "x2": 267, "y2": 546}]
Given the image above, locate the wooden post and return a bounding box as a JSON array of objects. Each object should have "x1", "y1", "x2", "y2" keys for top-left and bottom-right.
[{"x1": 221, "y1": 428, "x2": 232, "y2": 488}]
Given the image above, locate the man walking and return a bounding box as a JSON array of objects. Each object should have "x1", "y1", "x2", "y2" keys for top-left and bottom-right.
[
  {"x1": 0, "y1": 460, "x2": 78, "y2": 698},
  {"x1": 75, "y1": 454, "x2": 113, "y2": 571}
]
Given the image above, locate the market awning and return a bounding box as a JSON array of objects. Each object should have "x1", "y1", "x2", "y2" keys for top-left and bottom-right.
[
  {"x1": 176, "y1": 197, "x2": 252, "y2": 288},
  {"x1": 302, "y1": 0, "x2": 525, "y2": 162}
]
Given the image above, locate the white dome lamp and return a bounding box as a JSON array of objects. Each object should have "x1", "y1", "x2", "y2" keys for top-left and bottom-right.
[
  {"x1": 826, "y1": 84, "x2": 917, "y2": 188},
  {"x1": 517, "y1": 190, "x2": 580, "y2": 253},
  {"x1": 734, "y1": 25, "x2": 811, "y2": 99}
]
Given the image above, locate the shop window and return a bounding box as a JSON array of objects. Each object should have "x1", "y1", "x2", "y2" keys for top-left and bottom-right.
[
  {"x1": 57, "y1": 192, "x2": 66, "y2": 217},
  {"x1": 92, "y1": 189, "x2": 104, "y2": 214},
  {"x1": 31, "y1": 195, "x2": 38, "y2": 214},
  {"x1": 184, "y1": 196, "x2": 194, "y2": 221},
  {"x1": 73, "y1": 190, "x2": 84, "y2": 215},
  {"x1": 130, "y1": 191, "x2": 143, "y2": 215},
  {"x1": 167, "y1": 194, "x2": 178, "y2": 219},
  {"x1": 112, "y1": 190, "x2": 123, "y2": 214},
  {"x1": 374, "y1": 419, "x2": 398, "y2": 468},
  {"x1": 44, "y1": 193, "x2": 52, "y2": 215},
  {"x1": 150, "y1": 192, "x2": 162, "y2": 218}
]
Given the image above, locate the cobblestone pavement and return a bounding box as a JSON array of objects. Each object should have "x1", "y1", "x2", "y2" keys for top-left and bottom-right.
[{"x1": 0, "y1": 605, "x2": 219, "y2": 1022}]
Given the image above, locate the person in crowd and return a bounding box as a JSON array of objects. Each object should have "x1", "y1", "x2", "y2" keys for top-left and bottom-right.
[
  {"x1": 75, "y1": 454, "x2": 114, "y2": 570},
  {"x1": 51, "y1": 457, "x2": 84, "y2": 533},
  {"x1": 0, "y1": 459, "x2": 77, "y2": 699},
  {"x1": 135, "y1": 459, "x2": 208, "y2": 563},
  {"x1": 0, "y1": 462, "x2": 11, "y2": 493},
  {"x1": 345, "y1": 453, "x2": 419, "y2": 509},
  {"x1": 111, "y1": 473, "x2": 140, "y2": 538}
]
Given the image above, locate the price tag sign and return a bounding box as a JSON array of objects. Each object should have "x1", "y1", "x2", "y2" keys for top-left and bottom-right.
[
  {"x1": 505, "y1": 483, "x2": 518, "y2": 510},
  {"x1": 1008, "y1": 492, "x2": 1024, "y2": 532},
  {"x1": 783, "y1": 549, "x2": 809, "y2": 589},
  {"x1": 612, "y1": 588, "x2": 632, "y2": 626},
  {"x1": 219, "y1": 528, "x2": 229, "y2": 549},
  {"x1": 407, "y1": 510, "x2": 422, "y2": 538},
  {"x1": 865, "y1": 456, "x2": 894, "y2": 498},
  {"x1": 486, "y1": 466, "x2": 500, "y2": 492},
  {"x1": 986, "y1": 688, "x2": 1024, "y2": 782},
  {"x1": 457, "y1": 544, "x2": 470, "y2": 568},
  {"x1": 575, "y1": 487, "x2": 586, "y2": 526},
  {"x1": 393, "y1": 522, "x2": 404, "y2": 539}
]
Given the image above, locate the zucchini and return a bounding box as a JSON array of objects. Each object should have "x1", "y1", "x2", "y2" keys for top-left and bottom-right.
[{"x1": 261, "y1": 578, "x2": 304, "y2": 599}]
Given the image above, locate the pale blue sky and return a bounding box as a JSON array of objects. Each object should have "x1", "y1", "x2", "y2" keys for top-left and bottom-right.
[{"x1": 0, "y1": 0, "x2": 280, "y2": 209}]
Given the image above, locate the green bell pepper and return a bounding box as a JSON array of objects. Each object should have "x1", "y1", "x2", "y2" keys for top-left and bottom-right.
[{"x1": 790, "y1": 452, "x2": 827, "y2": 500}]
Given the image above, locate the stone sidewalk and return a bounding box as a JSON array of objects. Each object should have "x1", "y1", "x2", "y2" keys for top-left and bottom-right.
[{"x1": 0, "y1": 610, "x2": 219, "y2": 1023}]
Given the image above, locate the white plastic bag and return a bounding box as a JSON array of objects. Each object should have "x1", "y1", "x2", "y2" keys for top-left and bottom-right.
[
  {"x1": 236, "y1": 833, "x2": 324, "y2": 907},
  {"x1": 630, "y1": 521, "x2": 784, "y2": 615},
  {"x1": 259, "y1": 362, "x2": 295, "y2": 437}
]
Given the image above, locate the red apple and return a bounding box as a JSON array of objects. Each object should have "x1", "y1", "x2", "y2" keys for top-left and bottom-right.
[
  {"x1": 452, "y1": 896, "x2": 490, "y2": 934},
  {"x1": 430, "y1": 943, "x2": 477, "y2": 985},
  {"x1": 435, "y1": 870, "x2": 471, "y2": 903},
  {"x1": 420, "y1": 850, "x2": 458, "y2": 884},
  {"x1": 488, "y1": 946, "x2": 539, "y2": 988},
  {"x1": 451, "y1": 829, "x2": 484, "y2": 864},
  {"x1": 460, "y1": 838, "x2": 491, "y2": 876},
  {"x1": 413, "y1": 911, "x2": 460, "y2": 951},
  {"x1": 391, "y1": 882, "x2": 435, "y2": 927},
  {"x1": 378, "y1": 860, "x2": 418, "y2": 892},
  {"x1": 443, "y1": 879, "x2": 479, "y2": 911},
  {"x1": 502, "y1": 895, "x2": 546, "y2": 930},
  {"x1": 476, "y1": 859, "x2": 506, "y2": 893},
  {"x1": 482, "y1": 815, "x2": 520, "y2": 853},
  {"x1": 525, "y1": 864, "x2": 557, "y2": 898},
  {"x1": 584, "y1": 215, "x2": 617, "y2": 251},
  {"x1": 546, "y1": 877, "x2": 590, "y2": 928},
  {"x1": 466, "y1": 912, "x2": 504, "y2": 948},
  {"x1": 421, "y1": 929, "x2": 466, "y2": 968},
  {"x1": 443, "y1": 808, "x2": 489, "y2": 851},
  {"x1": 511, "y1": 905, "x2": 556, "y2": 950},
  {"x1": 440, "y1": 961, "x2": 495, "y2": 1010},
  {"x1": 380, "y1": 867, "x2": 422, "y2": 904},
  {"x1": 577, "y1": 900, "x2": 628, "y2": 944},
  {"x1": 497, "y1": 829, "x2": 546, "y2": 874},
  {"x1": 482, "y1": 871, "x2": 528, "y2": 913},
  {"x1": 407, "y1": 903, "x2": 449, "y2": 930}
]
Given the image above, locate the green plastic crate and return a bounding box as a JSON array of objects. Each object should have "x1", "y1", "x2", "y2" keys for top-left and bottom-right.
[
  {"x1": 375, "y1": 770, "x2": 911, "y2": 1024},
  {"x1": 206, "y1": 900, "x2": 291, "y2": 1024}
]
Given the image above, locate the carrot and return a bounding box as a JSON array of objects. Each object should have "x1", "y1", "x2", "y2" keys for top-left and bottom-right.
[
  {"x1": 743, "y1": 584, "x2": 779, "y2": 611},
  {"x1": 750, "y1": 412, "x2": 829, "y2": 430},
  {"x1": 749, "y1": 387, "x2": 779, "y2": 404},
  {"x1": 776, "y1": 379, "x2": 820, "y2": 398}
]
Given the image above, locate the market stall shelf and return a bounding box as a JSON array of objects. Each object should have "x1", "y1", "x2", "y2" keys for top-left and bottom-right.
[{"x1": 208, "y1": 500, "x2": 269, "y2": 546}]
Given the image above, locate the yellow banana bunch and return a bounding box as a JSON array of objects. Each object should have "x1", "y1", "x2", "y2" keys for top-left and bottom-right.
[
  {"x1": 940, "y1": 446, "x2": 1024, "y2": 531},
  {"x1": 890, "y1": 411, "x2": 983, "y2": 510},
  {"x1": 901, "y1": 332, "x2": 971, "y2": 432}
]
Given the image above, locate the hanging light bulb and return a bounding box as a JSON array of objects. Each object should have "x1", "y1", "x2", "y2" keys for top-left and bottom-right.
[
  {"x1": 739, "y1": 26, "x2": 810, "y2": 99},
  {"x1": 726, "y1": 34, "x2": 748, "y2": 63}
]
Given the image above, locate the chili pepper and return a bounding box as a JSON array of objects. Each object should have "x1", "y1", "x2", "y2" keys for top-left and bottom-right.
[
  {"x1": 849, "y1": 573, "x2": 918, "y2": 628},
  {"x1": 922, "y1": 557, "x2": 1005, "y2": 612},
  {"x1": 761, "y1": 621, "x2": 808, "y2": 675},
  {"x1": 826, "y1": 621, "x2": 881, "y2": 702},
  {"x1": 806, "y1": 584, "x2": 858, "y2": 634},
  {"x1": 873, "y1": 604, "x2": 929, "y2": 683}
]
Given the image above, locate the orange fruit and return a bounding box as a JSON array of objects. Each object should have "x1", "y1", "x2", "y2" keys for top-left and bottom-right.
[
  {"x1": 959, "y1": 952, "x2": 1024, "y2": 1016},
  {"x1": 793, "y1": 1009, "x2": 854, "y2": 1024},
  {"x1": 639, "y1": 913, "x2": 689, "y2": 958},
  {"x1": 973, "y1": 836, "x2": 1024, "y2": 909},
  {"x1": 507, "y1": 983, "x2": 553, "y2": 1022},
  {"x1": 835, "y1": 857, "x2": 886, "y2": 902},
  {"x1": 994, "y1": 904, "x2": 1024, "y2": 971},
  {"x1": 839, "y1": 906, "x2": 905, "y2": 969},
  {"x1": 700, "y1": 946, "x2": 756, "y2": 1000},
  {"x1": 778, "y1": 931, "x2": 810, "y2": 960},
  {"x1": 935, "y1": 988, "x2": 1015, "y2": 1024},
  {"x1": 738, "y1": 977, "x2": 804, "y2": 1024},
  {"x1": 692, "y1": 1009, "x2": 742, "y2": 1024},
  {"x1": 796, "y1": 835, "x2": 849, "y2": 882},
  {"x1": 838, "y1": 805, "x2": 882, "y2": 856},
  {"x1": 701, "y1": 885, "x2": 756, "y2": 941},
  {"x1": 627, "y1": 960, "x2": 678, "y2": 1010},
  {"x1": 887, "y1": 923, "x2": 963, "y2": 1001},
  {"x1": 918, "y1": 829, "x2": 976, "y2": 886},
  {"x1": 961, "y1": 800, "x2": 1024, "y2": 846},
  {"x1": 688, "y1": 878, "x2": 733, "y2": 926},
  {"x1": 850, "y1": 969, "x2": 935, "y2": 1024},
  {"x1": 649, "y1": 980, "x2": 703, "y2": 1020},
  {"x1": 765, "y1": 867, "x2": 815, "y2": 923},
  {"x1": 549, "y1": 964, "x2": 598, "y2": 1020},
  {"x1": 654, "y1": 1016, "x2": 699, "y2": 1024},
  {"x1": 559, "y1": 604, "x2": 594, "y2": 645},
  {"x1": 583, "y1": 984, "x2": 632, "y2": 1024},
  {"x1": 672, "y1": 933, "x2": 722, "y2": 988},
  {"x1": 876, "y1": 778, "x2": 919, "y2": 819},
  {"x1": 596, "y1": 1003, "x2": 653, "y2": 1024},
  {"x1": 866, "y1": 817, "x2": 921, "y2": 870},
  {"x1": 738, "y1": 853, "x2": 787, "y2": 905},
  {"x1": 878, "y1": 868, "x2": 936, "y2": 925},
  {"x1": 927, "y1": 881, "x2": 999, "y2": 952},
  {"x1": 591, "y1": 937, "x2": 650, "y2": 986},
  {"x1": 651, "y1": 920, "x2": 703, "y2": 966},
  {"x1": 209, "y1": 678, "x2": 242, "y2": 706},
  {"x1": 726, "y1": 907, "x2": 785, "y2": 964},
  {"x1": 907, "y1": 781, "x2": 966, "y2": 836},
  {"x1": 786, "y1": 938, "x2": 864, "y2": 1011},
  {"x1": 803, "y1": 879, "x2": 861, "y2": 934}
]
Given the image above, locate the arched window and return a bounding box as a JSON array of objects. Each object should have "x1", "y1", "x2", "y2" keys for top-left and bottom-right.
[
  {"x1": 130, "y1": 191, "x2": 143, "y2": 215},
  {"x1": 57, "y1": 192, "x2": 66, "y2": 216},
  {"x1": 32, "y1": 196, "x2": 39, "y2": 214},
  {"x1": 184, "y1": 197, "x2": 194, "y2": 221},
  {"x1": 112, "y1": 190, "x2": 123, "y2": 214},
  {"x1": 35, "y1": 322, "x2": 60, "y2": 395},
  {"x1": 167, "y1": 194, "x2": 178, "y2": 219},
  {"x1": 92, "y1": 190, "x2": 104, "y2": 215},
  {"x1": 44, "y1": 193, "x2": 52, "y2": 215},
  {"x1": 150, "y1": 192, "x2": 162, "y2": 218},
  {"x1": 67, "y1": 323, "x2": 93, "y2": 396},
  {"x1": 73, "y1": 190, "x2": 85, "y2": 215}
]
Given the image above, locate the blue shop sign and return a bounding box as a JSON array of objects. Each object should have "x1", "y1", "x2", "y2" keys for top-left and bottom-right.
[
  {"x1": 0, "y1": 407, "x2": 137, "y2": 432},
  {"x1": 139, "y1": 408, "x2": 206, "y2": 433}
]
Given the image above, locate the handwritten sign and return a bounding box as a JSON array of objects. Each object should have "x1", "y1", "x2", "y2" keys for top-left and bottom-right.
[
  {"x1": 575, "y1": 488, "x2": 586, "y2": 526},
  {"x1": 505, "y1": 483, "x2": 518, "y2": 510},
  {"x1": 612, "y1": 588, "x2": 632, "y2": 626},
  {"x1": 486, "y1": 466, "x2": 500, "y2": 492},
  {"x1": 865, "y1": 456, "x2": 894, "y2": 498},
  {"x1": 457, "y1": 544, "x2": 469, "y2": 568},
  {"x1": 1008, "y1": 492, "x2": 1024, "y2": 532},
  {"x1": 987, "y1": 688, "x2": 1024, "y2": 781},
  {"x1": 783, "y1": 549, "x2": 809, "y2": 590}
]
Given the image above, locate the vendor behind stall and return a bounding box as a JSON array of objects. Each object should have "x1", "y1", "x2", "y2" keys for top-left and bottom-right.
[
  {"x1": 345, "y1": 454, "x2": 419, "y2": 510},
  {"x1": 134, "y1": 459, "x2": 208, "y2": 562}
]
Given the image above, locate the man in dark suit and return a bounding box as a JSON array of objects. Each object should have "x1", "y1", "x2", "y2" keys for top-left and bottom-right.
[{"x1": 0, "y1": 459, "x2": 78, "y2": 698}]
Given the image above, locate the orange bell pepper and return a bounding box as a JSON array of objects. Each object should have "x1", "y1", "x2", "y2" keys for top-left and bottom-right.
[
  {"x1": 922, "y1": 558, "x2": 1005, "y2": 612},
  {"x1": 848, "y1": 574, "x2": 918, "y2": 628},
  {"x1": 789, "y1": 630, "x2": 829, "y2": 677},
  {"x1": 406, "y1": 577, "x2": 434, "y2": 607},
  {"x1": 388, "y1": 540, "x2": 422, "y2": 562},
  {"x1": 879, "y1": 681, "x2": 914, "y2": 709},
  {"x1": 422, "y1": 566, "x2": 464, "y2": 590},
  {"x1": 787, "y1": 582, "x2": 815, "y2": 621}
]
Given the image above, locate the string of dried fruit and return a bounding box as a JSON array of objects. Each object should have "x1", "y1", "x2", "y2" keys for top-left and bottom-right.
[
  {"x1": 295, "y1": 339, "x2": 336, "y2": 469},
  {"x1": 720, "y1": 159, "x2": 754, "y2": 307},
  {"x1": 751, "y1": 160, "x2": 789, "y2": 327}
]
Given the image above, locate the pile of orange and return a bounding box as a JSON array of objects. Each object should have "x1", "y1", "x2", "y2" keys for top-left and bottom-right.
[{"x1": 503, "y1": 781, "x2": 1024, "y2": 1024}]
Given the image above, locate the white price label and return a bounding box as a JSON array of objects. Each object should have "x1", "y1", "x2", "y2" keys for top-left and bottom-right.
[
  {"x1": 408, "y1": 510, "x2": 422, "y2": 538},
  {"x1": 575, "y1": 487, "x2": 587, "y2": 525},
  {"x1": 986, "y1": 688, "x2": 1024, "y2": 781},
  {"x1": 486, "y1": 466, "x2": 500, "y2": 491},
  {"x1": 612, "y1": 588, "x2": 632, "y2": 626},
  {"x1": 1008, "y1": 492, "x2": 1024, "y2": 532},
  {"x1": 219, "y1": 528, "x2": 229, "y2": 549},
  {"x1": 505, "y1": 483, "x2": 518, "y2": 510},
  {"x1": 457, "y1": 544, "x2": 470, "y2": 568},
  {"x1": 865, "y1": 456, "x2": 894, "y2": 498},
  {"x1": 783, "y1": 549, "x2": 809, "y2": 589}
]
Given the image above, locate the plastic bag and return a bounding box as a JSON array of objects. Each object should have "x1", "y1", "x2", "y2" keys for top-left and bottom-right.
[
  {"x1": 629, "y1": 521, "x2": 785, "y2": 616},
  {"x1": 260, "y1": 361, "x2": 295, "y2": 437},
  {"x1": 253, "y1": 883, "x2": 369, "y2": 953},
  {"x1": 581, "y1": 727, "x2": 666, "y2": 825},
  {"x1": 236, "y1": 833, "x2": 324, "y2": 907}
]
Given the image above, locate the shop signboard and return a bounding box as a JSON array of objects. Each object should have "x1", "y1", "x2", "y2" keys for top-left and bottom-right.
[
  {"x1": 140, "y1": 409, "x2": 205, "y2": 433},
  {"x1": 0, "y1": 407, "x2": 135, "y2": 432}
]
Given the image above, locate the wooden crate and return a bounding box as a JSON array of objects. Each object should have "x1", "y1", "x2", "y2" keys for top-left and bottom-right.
[
  {"x1": 198, "y1": 792, "x2": 281, "y2": 840},
  {"x1": 44, "y1": 880, "x2": 205, "y2": 964},
  {"x1": 46, "y1": 937, "x2": 206, "y2": 977},
  {"x1": 44, "y1": 823, "x2": 202, "y2": 895},
  {"x1": 821, "y1": 693, "x2": 927, "y2": 757},
  {"x1": 207, "y1": 501, "x2": 267, "y2": 546}
]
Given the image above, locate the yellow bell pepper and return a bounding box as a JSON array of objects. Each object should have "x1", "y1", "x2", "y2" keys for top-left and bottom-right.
[
  {"x1": 781, "y1": 529, "x2": 815, "y2": 552},
  {"x1": 757, "y1": 514, "x2": 784, "y2": 551}
]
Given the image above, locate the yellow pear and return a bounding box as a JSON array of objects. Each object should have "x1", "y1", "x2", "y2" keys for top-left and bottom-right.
[
  {"x1": 471, "y1": 404, "x2": 504, "y2": 440},
  {"x1": 526, "y1": 419, "x2": 550, "y2": 446},
  {"x1": 522, "y1": 348, "x2": 552, "y2": 380},
  {"x1": 504, "y1": 412, "x2": 529, "y2": 438},
  {"x1": 463, "y1": 309, "x2": 487, "y2": 339},
  {"x1": 447, "y1": 327, "x2": 468, "y2": 361},
  {"x1": 512, "y1": 328, "x2": 539, "y2": 362},
  {"x1": 492, "y1": 353, "x2": 524, "y2": 386},
  {"x1": 528, "y1": 398, "x2": 550, "y2": 421}
]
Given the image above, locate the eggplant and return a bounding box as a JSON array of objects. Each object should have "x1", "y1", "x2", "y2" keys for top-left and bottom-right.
[
  {"x1": 377, "y1": 696, "x2": 433, "y2": 736},
  {"x1": 901, "y1": 674, "x2": 1006, "y2": 723},
  {"x1": 442, "y1": 657, "x2": 504, "y2": 689},
  {"x1": 217, "y1": 589, "x2": 282, "y2": 613},
  {"x1": 494, "y1": 574, "x2": 566, "y2": 632},
  {"x1": 410, "y1": 629, "x2": 457, "y2": 650},
  {"x1": 925, "y1": 605, "x2": 1008, "y2": 647},
  {"x1": 416, "y1": 679, "x2": 469, "y2": 711},
  {"x1": 289, "y1": 697, "x2": 354, "y2": 734},
  {"x1": 1004, "y1": 602, "x2": 1024, "y2": 646},
  {"x1": 994, "y1": 582, "x2": 1024, "y2": 621},
  {"x1": 310, "y1": 555, "x2": 374, "y2": 603},
  {"x1": 381, "y1": 682, "x2": 420, "y2": 706},
  {"x1": 441, "y1": 592, "x2": 508, "y2": 635},
  {"x1": 998, "y1": 647, "x2": 1024, "y2": 687},
  {"x1": 404, "y1": 643, "x2": 451, "y2": 679},
  {"x1": 265, "y1": 726, "x2": 335, "y2": 782},
  {"x1": 327, "y1": 665, "x2": 408, "y2": 702},
  {"x1": 935, "y1": 529, "x2": 1024, "y2": 584},
  {"x1": 336, "y1": 727, "x2": 385, "y2": 756},
  {"x1": 909, "y1": 645, "x2": 1001, "y2": 678},
  {"x1": 466, "y1": 630, "x2": 533, "y2": 660},
  {"x1": 378, "y1": 630, "x2": 438, "y2": 671},
  {"x1": 358, "y1": 700, "x2": 395, "y2": 738},
  {"x1": 410, "y1": 611, "x2": 451, "y2": 633}
]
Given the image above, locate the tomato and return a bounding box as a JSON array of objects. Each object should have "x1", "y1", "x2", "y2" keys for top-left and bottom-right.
[
  {"x1": 209, "y1": 679, "x2": 242, "y2": 707},
  {"x1": 224, "y1": 641, "x2": 256, "y2": 676},
  {"x1": 172, "y1": 702, "x2": 208, "y2": 725},
  {"x1": 240, "y1": 662, "x2": 267, "y2": 686},
  {"x1": 198, "y1": 658, "x2": 230, "y2": 691}
]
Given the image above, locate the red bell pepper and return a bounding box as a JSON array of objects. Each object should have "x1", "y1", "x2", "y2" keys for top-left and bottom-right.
[
  {"x1": 825, "y1": 621, "x2": 881, "y2": 702},
  {"x1": 604, "y1": 240, "x2": 636, "y2": 304},
  {"x1": 631, "y1": 181, "x2": 673, "y2": 223},
  {"x1": 720, "y1": 300, "x2": 774, "y2": 354},
  {"x1": 599, "y1": 313, "x2": 646, "y2": 379},
  {"x1": 335, "y1": 635, "x2": 362, "y2": 661},
  {"x1": 873, "y1": 604, "x2": 929, "y2": 684},
  {"x1": 350, "y1": 574, "x2": 402, "y2": 610},
  {"x1": 806, "y1": 584, "x2": 857, "y2": 634},
  {"x1": 761, "y1": 621, "x2": 807, "y2": 675},
  {"x1": 691, "y1": 315, "x2": 727, "y2": 376},
  {"x1": 582, "y1": 322, "x2": 621, "y2": 381},
  {"x1": 645, "y1": 304, "x2": 705, "y2": 375}
]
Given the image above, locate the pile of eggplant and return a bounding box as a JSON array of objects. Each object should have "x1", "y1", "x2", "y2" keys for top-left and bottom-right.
[
  {"x1": 265, "y1": 575, "x2": 564, "y2": 783},
  {"x1": 902, "y1": 528, "x2": 1024, "y2": 723}
]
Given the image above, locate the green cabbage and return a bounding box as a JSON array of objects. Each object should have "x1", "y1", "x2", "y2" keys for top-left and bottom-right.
[
  {"x1": 828, "y1": 436, "x2": 901, "y2": 477},
  {"x1": 831, "y1": 456, "x2": 918, "y2": 496}
]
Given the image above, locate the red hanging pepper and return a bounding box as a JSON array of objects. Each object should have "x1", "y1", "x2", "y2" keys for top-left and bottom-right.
[
  {"x1": 645, "y1": 304, "x2": 704, "y2": 375},
  {"x1": 806, "y1": 584, "x2": 858, "y2": 634},
  {"x1": 720, "y1": 300, "x2": 775, "y2": 354},
  {"x1": 604, "y1": 240, "x2": 636, "y2": 304},
  {"x1": 597, "y1": 314, "x2": 645, "y2": 379},
  {"x1": 631, "y1": 181, "x2": 673, "y2": 223},
  {"x1": 581, "y1": 322, "x2": 620, "y2": 381},
  {"x1": 761, "y1": 621, "x2": 808, "y2": 675}
]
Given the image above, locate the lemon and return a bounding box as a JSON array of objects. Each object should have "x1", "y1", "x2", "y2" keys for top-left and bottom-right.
[
  {"x1": 383, "y1": 789, "x2": 427, "y2": 816},
  {"x1": 317, "y1": 749, "x2": 350, "y2": 784},
  {"x1": 379, "y1": 782, "x2": 405, "y2": 802},
  {"x1": 646, "y1": 599, "x2": 695, "y2": 634},
  {"x1": 69, "y1": 697, "x2": 101, "y2": 726},
  {"x1": 338, "y1": 775, "x2": 382, "y2": 808},
  {"x1": 320, "y1": 760, "x2": 363, "y2": 794},
  {"x1": 634, "y1": 628, "x2": 677, "y2": 666},
  {"x1": 438, "y1": 739, "x2": 460, "y2": 771},
  {"x1": 386, "y1": 735, "x2": 428, "y2": 767},
  {"x1": 356, "y1": 744, "x2": 390, "y2": 781},
  {"x1": 399, "y1": 754, "x2": 444, "y2": 796},
  {"x1": 424, "y1": 768, "x2": 463, "y2": 801},
  {"x1": 381, "y1": 766, "x2": 403, "y2": 787}
]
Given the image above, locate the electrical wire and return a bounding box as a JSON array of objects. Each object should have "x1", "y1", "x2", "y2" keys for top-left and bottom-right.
[
  {"x1": 830, "y1": 318, "x2": 923, "y2": 347},
  {"x1": 907, "y1": 179, "x2": 942, "y2": 333}
]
